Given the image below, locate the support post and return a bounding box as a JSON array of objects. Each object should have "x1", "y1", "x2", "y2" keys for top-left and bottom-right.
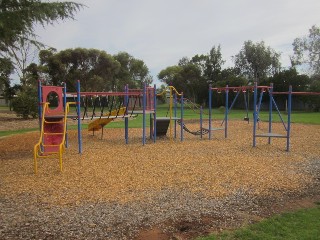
[
  {"x1": 63, "y1": 82, "x2": 68, "y2": 148},
  {"x1": 38, "y1": 80, "x2": 42, "y2": 132},
  {"x1": 253, "y1": 81, "x2": 258, "y2": 147},
  {"x1": 268, "y1": 83, "x2": 273, "y2": 144},
  {"x1": 142, "y1": 83, "x2": 146, "y2": 145},
  {"x1": 225, "y1": 85, "x2": 229, "y2": 138},
  {"x1": 174, "y1": 93, "x2": 177, "y2": 139},
  {"x1": 180, "y1": 92, "x2": 184, "y2": 141},
  {"x1": 125, "y1": 85, "x2": 129, "y2": 144},
  {"x1": 200, "y1": 105, "x2": 203, "y2": 139},
  {"x1": 208, "y1": 85, "x2": 212, "y2": 140},
  {"x1": 287, "y1": 85, "x2": 292, "y2": 152},
  {"x1": 153, "y1": 84, "x2": 157, "y2": 143},
  {"x1": 169, "y1": 86, "x2": 173, "y2": 141},
  {"x1": 76, "y1": 80, "x2": 82, "y2": 154}
]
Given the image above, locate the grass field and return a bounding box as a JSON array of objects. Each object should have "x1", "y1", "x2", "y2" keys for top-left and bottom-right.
[
  {"x1": 197, "y1": 203, "x2": 320, "y2": 240},
  {"x1": 1, "y1": 104, "x2": 320, "y2": 138}
]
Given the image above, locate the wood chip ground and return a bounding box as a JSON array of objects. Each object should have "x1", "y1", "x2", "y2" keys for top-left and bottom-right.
[{"x1": 0, "y1": 120, "x2": 319, "y2": 239}]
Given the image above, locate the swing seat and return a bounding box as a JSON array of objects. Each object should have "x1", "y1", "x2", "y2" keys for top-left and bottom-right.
[{"x1": 243, "y1": 116, "x2": 249, "y2": 121}]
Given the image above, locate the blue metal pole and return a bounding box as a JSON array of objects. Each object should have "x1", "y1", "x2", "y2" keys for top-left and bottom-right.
[
  {"x1": 125, "y1": 85, "x2": 129, "y2": 144},
  {"x1": 180, "y1": 92, "x2": 184, "y2": 141},
  {"x1": 287, "y1": 85, "x2": 292, "y2": 152},
  {"x1": 37, "y1": 80, "x2": 42, "y2": 132},
  {"x1": 208, "y1": 85, "x2": 212, "y2": 140},
  {"x1": 221, "y1": 90, "x2": 240, "y2": 126},
  {"x1": 153, "y1": 84, "x2": 157, "y2": 143},
  {"x1": 76, "y1": 80, "x2": 82, "y2": 154},
  {"x1": 257, "y1": 91, "x2": 264, "y2": 113},
  {"x1": 63, "y1": 82, "x2": 68, "y2": 148},
  {"x1": 174, "y1": 93, "x2": 177, "y2": 139},
  {"x1": 142, "y1": 83, "x2": 146, "y2": 145},
  {"x1": 253, "y1": 82, "x2": 258, "y2": 147},
  {"x1": 268, "y1": 83, "x2": 273, "y2": 144},
  {"x1": 225, "y1": 85, "x2": 229, "y2": 138},
  {"x1": 200, "y1": 105, "x2": 203, "y2": 139},
  {"x1": 38, "y1": 80, "x2": 44, "y2": 153}
]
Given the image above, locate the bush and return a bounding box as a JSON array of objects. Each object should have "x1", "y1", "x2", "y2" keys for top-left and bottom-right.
[
  {"x1": 218, "y1": 105, "x2": 226, "y2": 113},
  {"x1": 12, "y1": 87, "x2": 38, "y2": 119}
]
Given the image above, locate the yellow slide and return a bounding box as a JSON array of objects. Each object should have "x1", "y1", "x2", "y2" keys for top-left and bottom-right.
[{"x1": 88, "y1": 107, "x2": 126, "y2": 131}]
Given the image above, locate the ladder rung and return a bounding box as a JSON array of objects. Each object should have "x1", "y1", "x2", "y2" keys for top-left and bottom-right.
[
  {"x1": 38, "y1": 152, "x2": 59, "y2": 157},
  {"x1": 43, "y1": 144, "x2": 60, "y2": 147},
  {"x1": 44, "y1": 120, "x2": 64, "y2": 124},
  {"x1": 44, "y1": 132, "x2": 64, "y2": 135}
]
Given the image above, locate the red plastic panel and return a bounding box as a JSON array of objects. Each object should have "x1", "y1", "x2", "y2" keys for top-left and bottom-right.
[{"x1": 42, "y1": 86, "x2": 64, "y2": 115}]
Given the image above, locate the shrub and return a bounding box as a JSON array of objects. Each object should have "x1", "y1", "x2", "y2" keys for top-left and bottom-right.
[
  {"x1": 12, "y1": 87, "x2": 38, "y2": 119},
  {"x1": 218, "y1": 105, "x2": 226, "y2": 113}
]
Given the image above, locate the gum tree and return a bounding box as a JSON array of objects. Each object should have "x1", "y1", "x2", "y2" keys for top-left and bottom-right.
[
  {"x1": 233, "y1": 40, "x2": 281, "y2": 84},
  {"x1": 291, "y1": 25, "x2": 320, "y2": 75}
]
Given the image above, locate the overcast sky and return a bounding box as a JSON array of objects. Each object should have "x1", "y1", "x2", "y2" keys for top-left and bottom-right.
[{"x1": 35, "y1": 0, "x2": 320, "y2": 85}]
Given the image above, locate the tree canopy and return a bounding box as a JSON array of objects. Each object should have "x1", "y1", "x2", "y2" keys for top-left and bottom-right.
[
  {"x1": 233, "y1": 40, "x2": 281, "y2": 83},
  {"x1": 158, "y1": 46, "x2": 247, "y2": 104},
  {"x1": 113, "y1": 52, "x2": 152, "y2": 89},
  {"x1": 0, "y1": 0, "x2": 83, "y2": 47},
  {"x1": 292, "y1": 25, "x2": 320, "y2": 75},
  {"x1": 37, "y1": 48, "x2": 121, "y2": 91},
  {"x1": 30, "y1": 48, "x2": 152, "y2": 92},
  {"x1": 0, "y1": 0, "x2": 83, "y2": 86}
]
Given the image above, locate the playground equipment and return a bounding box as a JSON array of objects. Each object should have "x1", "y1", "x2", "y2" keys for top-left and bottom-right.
[
  {"x1": 34, "y1": 80, "x2": 319, "y2": 173},
  {"x1": 155, "y1": 87, "x2": 215, "y2": 138},
  {"x1": 253, "y1": 82, "x2": 320, "y2": 151},
  {"x1": 208, "y1": 82, "x2": 320, "y2": 151},
  {"x1": 34, "y1": 83, "x2": 77, "y2": 174},
  {"x1": 155, "y1": 86, "x2": 184, "y2": 141},
  {"x1": 207, "y1": 84, "x2": 274, "y2": 144},
  {"x1": 34, "y1": 80, "x2": 157, "y2": 173}
]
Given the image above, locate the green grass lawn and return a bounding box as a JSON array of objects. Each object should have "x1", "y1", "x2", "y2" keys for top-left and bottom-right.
[
  {"x1": 154, "y1": 104, "x2": 320, "y2": 124},
  {"x1": 197, "y1": 203, "x2": 320, "y2": 240},
  {"x1": 1, "y1": 105, "x2": 319, "y2": 137}
]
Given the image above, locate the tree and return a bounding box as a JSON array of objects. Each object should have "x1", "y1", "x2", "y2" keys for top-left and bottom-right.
[
  {"x1": 233, "y1": 41, "x2": 281, "y2": 83},
  {"x1": 1, "y1": 37, "x2": 39, "y2": 86},
  {"x1": 0, "y1": 57, "x2": 13, "y2": 92},
  {"x1": 191, "y1": 45, "x2": 225, "y2": 83},
  {"x1": 113, "y1": 52, "x2": 152, "y2": 89},
  {"x1": 3, "y1": 84, "x2": 21, "y2": 111},
  {"x1": 0, "y1": 0, "x2": 83, "y2": 46},
  {"x1": 158, "y1": 46, "x2": 226, "y2": 104},
  {"x1": 309, "y1": 74, "x2": 320, "y2": 111},
  {"x1": 158, "y1": 46, "x2": 227, "y2": 104},
  {"x1": 0, "y1": 57, "x2": 16, "y2": 109},
  {"x1": 38, "y1": 48, "x2": 121, "y2": 92},
  {"x1": 158, "y1": 62, "x2": 206, "y2": 104},
  {"x1": 291, "y1": 25, "x2": 320, "y2": 75},
  {"x1": 267, "y1": 68, "x2": 311, "y2": 92},
  {"x1": 12, "y1": 86, "x2": 38, "y2": 119},
  {"x1": 0, "y1": 0, "x2": 83, "y2": 85},
  {"x1": 264, "y1": 68, "x2": 311, "y2": 110},
  {"x1": 158, "y1": 65, "x2": 184, "y2": 90}
]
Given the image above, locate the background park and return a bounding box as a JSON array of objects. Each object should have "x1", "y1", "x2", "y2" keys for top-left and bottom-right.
[{"x1": 1, "y1": 1, "x2": 320, "y2": 239}]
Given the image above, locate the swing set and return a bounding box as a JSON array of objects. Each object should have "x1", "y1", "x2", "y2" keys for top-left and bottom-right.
[{"x1": 207, "y1": 82, "x2": 320, "y2": 151}]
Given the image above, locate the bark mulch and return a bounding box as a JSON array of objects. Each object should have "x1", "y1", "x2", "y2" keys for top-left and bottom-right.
[{"x1": 0, "y1": 120, "x2": 319, "y2": 239}]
